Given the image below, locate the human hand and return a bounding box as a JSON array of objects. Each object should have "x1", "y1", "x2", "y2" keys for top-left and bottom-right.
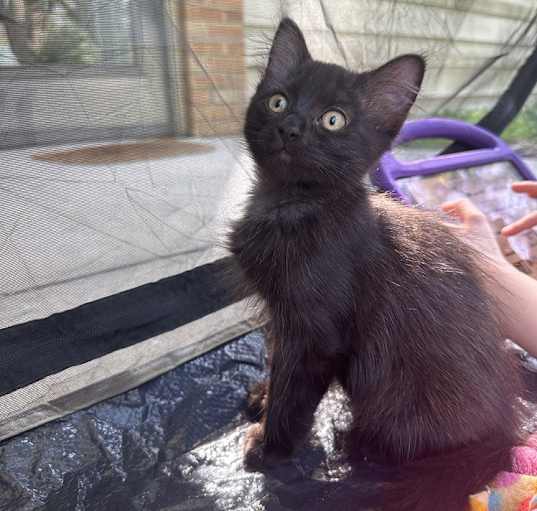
[
  {"x1": 441, "y1": 198, "x2": 537, "y2": 353},
  {"x1": 501, "y1": 181, "x2": 537, "y2": 237},
  {"x1": 441, "y1": 198, "x2": 507, "y2": 267}
]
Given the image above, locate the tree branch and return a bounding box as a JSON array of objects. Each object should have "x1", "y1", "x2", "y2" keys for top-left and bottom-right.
[
  {"x1": 432, "y1": 7, "x2": 537, "y2": 115},
  {"x1": 441, "y1": 40, "x2": 537, "y2": 154}
]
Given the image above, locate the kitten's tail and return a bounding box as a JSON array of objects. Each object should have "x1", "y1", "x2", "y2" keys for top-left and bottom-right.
[{"x1": 381, "y1": 434, "x2": 516, "y2": 511}]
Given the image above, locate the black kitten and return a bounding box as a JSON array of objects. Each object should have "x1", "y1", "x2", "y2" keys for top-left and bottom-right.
[{"x1": 229, "y1": 18, "x2": 523, "y2": 511}]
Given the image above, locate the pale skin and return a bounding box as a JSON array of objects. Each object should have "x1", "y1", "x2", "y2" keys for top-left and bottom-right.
[
  {"x1": 441, "y1": 179, "x2": 537, "y2": 356},
  {"x1": 502, "y1": 181, "x2": 537, "y2": 237}
]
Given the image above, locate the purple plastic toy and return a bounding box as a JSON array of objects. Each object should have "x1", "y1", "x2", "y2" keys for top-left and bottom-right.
[{"x1": 371, "y1": 118, "x2": 535, "y2": 203}]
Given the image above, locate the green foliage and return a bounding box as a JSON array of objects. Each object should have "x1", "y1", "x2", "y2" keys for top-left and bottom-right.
[
  {"x1": 36, "y1": 22, "x2": 99, "y2": 65},
  {"x1": 439, "y1": 104, "x2": 537, "y2": 143},
  {"x1": 1, "y1": 0, "x2": 101, "y2": 65}
]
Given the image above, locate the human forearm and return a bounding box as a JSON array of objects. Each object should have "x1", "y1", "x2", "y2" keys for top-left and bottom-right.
[
  {"x1": 441, "y1": 198, "x2": 537, "y2": 353},
  {"x1": 488, "y1": 260, "x2": 537, "y2": 354}
]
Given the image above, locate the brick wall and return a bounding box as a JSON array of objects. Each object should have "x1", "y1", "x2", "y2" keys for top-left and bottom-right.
[{"x1": 179, "y1": 1, "x2": 246, "y2": 137}]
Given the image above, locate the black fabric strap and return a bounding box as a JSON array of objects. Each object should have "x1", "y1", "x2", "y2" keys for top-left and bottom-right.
[{"x1": 0, "y1": 257, "x2": 237, "y2": 396}]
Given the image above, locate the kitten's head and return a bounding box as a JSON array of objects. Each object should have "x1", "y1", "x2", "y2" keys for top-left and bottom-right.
[{"x1": 245, "y1": 18, "x2": 424, "y2": 189}]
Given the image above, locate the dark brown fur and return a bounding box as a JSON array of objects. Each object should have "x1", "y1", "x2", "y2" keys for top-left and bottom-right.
[{"x1": 229, "y1": 18, "x2": 523, "y2": 511}]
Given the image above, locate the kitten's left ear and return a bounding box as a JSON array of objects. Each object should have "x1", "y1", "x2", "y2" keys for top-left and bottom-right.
[
  {"x1": 265, "y1": 18, "x2": 312, "y2": 84},
  {"x1": 365, "y1": 54, "x2": 425, "y2": 135}
]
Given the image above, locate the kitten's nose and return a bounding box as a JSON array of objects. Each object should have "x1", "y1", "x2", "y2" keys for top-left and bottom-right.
[{"x1": 278, "y1": 115, "x2": 303, "y2": 143}]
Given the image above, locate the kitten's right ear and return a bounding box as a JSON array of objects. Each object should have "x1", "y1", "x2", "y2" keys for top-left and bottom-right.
[
  {"x1": 365, "y1": 54, "x2": 425, "y2": 136},
  {"x1": 264, "y1": 18, "x2": 311, "y2": 84}
]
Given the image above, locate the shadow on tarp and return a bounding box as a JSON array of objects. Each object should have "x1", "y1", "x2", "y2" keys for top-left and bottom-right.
[{"x1": 0, "y1": 331, "x2": 384, "y2": 511}]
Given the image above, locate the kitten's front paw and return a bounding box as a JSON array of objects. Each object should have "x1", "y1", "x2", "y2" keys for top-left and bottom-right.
[
  {"x1": 243, "y1": 424, "x2": 292, "y2": 471},
  {"x1": 245, "y1": 380, "x2": 268, "y2": 422},
  {"x1": 243, "y1": 423, "x2": 266, "y2": 470}
]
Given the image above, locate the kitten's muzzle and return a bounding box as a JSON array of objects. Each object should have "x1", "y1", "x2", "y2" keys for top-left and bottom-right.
[{"x1": 277, "y1": 114, "x2": 304, "y2": 145}]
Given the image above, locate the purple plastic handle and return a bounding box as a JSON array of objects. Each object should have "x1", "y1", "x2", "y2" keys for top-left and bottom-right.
[{"x1": 371, "y1": 118, "x2": 536, "y2": 202}]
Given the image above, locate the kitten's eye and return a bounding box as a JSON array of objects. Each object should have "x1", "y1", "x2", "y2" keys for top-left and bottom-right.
[
  {"x1": 268, "y1": 94, "x2": 288, "y2": 113},
  {"x1": 321, "y1": 110, "x2": 347, "y2": 131}
]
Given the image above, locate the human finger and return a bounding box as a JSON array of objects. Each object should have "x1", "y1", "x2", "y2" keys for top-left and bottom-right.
[
  {"x1": 441, "y1": 198, "x2": 487, "y2": 226},
  {"x1": 511, "y1": 181, "x2": 537, "y2": 198},
  {"x1": 501, "y1": 211, "x2": 537, "y2": 236}
]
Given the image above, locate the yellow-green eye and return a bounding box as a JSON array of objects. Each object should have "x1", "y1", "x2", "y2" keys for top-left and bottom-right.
[
  {"x1": 321, "y1": 110, "x2": 347, "y2": 131},
  {"x1": 268, "y1": 94, "x2": 288, "y2": 113}
]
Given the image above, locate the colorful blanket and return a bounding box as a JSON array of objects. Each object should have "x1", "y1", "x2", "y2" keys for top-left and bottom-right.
[{"x1": 469, "y1": 434, "x2": 537, "y2": 510}]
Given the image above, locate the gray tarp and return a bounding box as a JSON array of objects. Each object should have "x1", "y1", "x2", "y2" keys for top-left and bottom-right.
[{"x1": 3, "y1": 331, "x2": 537, "y2": 511}]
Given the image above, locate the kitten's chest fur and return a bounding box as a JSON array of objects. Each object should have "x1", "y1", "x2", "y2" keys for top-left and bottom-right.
[{"x1": 230, "y1": 187, "x2": 372, "y2": 321}]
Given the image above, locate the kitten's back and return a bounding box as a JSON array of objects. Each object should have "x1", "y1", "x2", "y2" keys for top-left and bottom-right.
[{"x1": 349, "y1": 194, "x2": 523, "y2": 511}]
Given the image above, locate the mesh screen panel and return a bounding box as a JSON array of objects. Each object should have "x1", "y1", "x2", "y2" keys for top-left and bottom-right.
[
  {"x1": 0, "y1": 0, "x2": 536, "y2": 437},
  {"x1": 0, "y1": 1, "x2": 251, "y2": 330}
]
